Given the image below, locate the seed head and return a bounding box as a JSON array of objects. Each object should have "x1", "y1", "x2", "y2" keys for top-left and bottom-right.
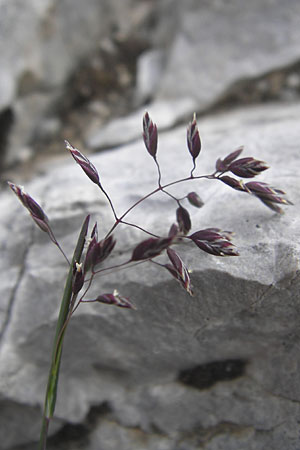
[
  {"x1": 95, "y1": 290, "x2": 135, "y2": 309},
  {"x1": 84, "y1": 234, "x2": 116, "y2": 272},
  {"x1": 168, "y1": 223, "x2": 179, "y2": 238},
  {"x1": 223, "y1": 146, "x2": 244, "y2": 166},
  {"x1": 215, "y1": 146, "x2": 244, "y2": 173},
  {"x1": 229, "y1": 157, "x2": 269, "y2": 178},
  {"x1": 8, "y1": 182, "x2": 47, "y2": 221},
  {"x1": 187, "y1": 192, "x2": 204, "y2": 208},
  {"x1": 143, "y1": 112, "x2": 158, "y2": 158},
  {"x1": 84, "y1": 235, "x2": 98, "y2": 273},
  {"x1": 187, "y1": 113, "x2": 201, "y2": 162},
  {"x1": 7, "y1": 181, "x2": 52, "y2": 234},
  {"x1": 65, "y1": 140, "x2": 100, "y2": 185},
  {"x1": 93, "y1": 236, "x2": 116, "y2": 267},
  {"x1": 176, "y1": 206, "x2": 191, "y2": 235},
  {"x1": 131, "y1": 237, "x2": 172, "y2": 261},
  {"x1": 189, "y1": 228, "x2": 239, "y2": 257},
  {"x1": 166, "y1": 248, "x2": 193, "y2": 296},
  {"x1": 245, "y1": 181, "x2": 292, "y2": 213},
  {"x1": 220, "y1": 176, "x2": 250, "y2": 193}
]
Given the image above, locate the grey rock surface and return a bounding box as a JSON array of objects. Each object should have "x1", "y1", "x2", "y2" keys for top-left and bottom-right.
[
  {"x1": 135, "y1": 49, "x2": 165, "y2": 105},
  {"x1": 0, "y1": 0, "x2": 143, "y2": 107},
  {"x1": 0, "y1": 0, "x2": 151, "y2": 165},
  {"x1": 3, "y1": 0, "x2": 300, "y2": 165},
  {"x1": 1, "y1": 101, "x2": 300, "y2": 449},
  {"x1": 155, "y1": 0, "x2": 300, "y2": 105},
  {"x1": 87, "y1": 97, "x2": 196, "y2": 149},
  {"x1": 87, "y1": 0, "x2": 300, "y2": 150}
]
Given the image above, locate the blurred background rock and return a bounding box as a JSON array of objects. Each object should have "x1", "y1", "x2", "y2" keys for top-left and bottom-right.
[{"x1": 1, "y1": 0, "x2": 300, "y2": 179}]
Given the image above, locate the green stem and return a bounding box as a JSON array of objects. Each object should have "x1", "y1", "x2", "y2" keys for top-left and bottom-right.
[{"x1": 38, "y1": 215, "x2": 90, "y2": 450}]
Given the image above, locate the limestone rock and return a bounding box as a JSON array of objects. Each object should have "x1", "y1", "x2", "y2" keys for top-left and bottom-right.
[
  {"x1": 135, "y1": 49, "x2": 165, "y2": 105},
  {"x1": 3, "y1": 0, "x2": 300, "y2": 165},
  {"x1": 0, "y1": 0, "x2": 145, "y2": 109},
  {"x1": 88, "y1": 0, "x2": 300, "y2": 150},
  {"x1": 0, "y1": 0, "x2": 152, "y2": 166},
  {"x1": 87, "y1": 97, "x2": 196, "y2": 150},
  {"x1": 1, "y1": 101, "x2": 300, "y2": 449},
  {"x1": 155, "y1": 0, "x2": 300, "y2": 106}
]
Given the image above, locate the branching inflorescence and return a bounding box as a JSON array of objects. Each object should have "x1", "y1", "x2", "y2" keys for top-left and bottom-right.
[{"x1": 8, "y1": 112, "x2": 291, "y2": 449}]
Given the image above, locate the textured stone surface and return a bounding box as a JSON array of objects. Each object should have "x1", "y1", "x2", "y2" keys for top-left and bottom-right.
[
  {"x1": 87, "y1": 97, "x2": 196, "y2": 149},
  {"x1": 1, "y1": 101, "x2": 300, "y2": 449},
  {"x1": 154, "y1": 0, "x2": 300, "y2": 105},
  {"x1": 3, "y1": 0, "x2": 300, "y2": 165},
  {"x1": 135, "y1": 49, "x2": 165, "y2": 104},
  {"x1": 0, "y1": 0, "x2": 145, "y2": 107},
  {"x1": 87, "y1": 0, "x2": 300, "y2": 150},
  {"x1": 0, "y1": 0, "x2": 152, "y2": 165}
]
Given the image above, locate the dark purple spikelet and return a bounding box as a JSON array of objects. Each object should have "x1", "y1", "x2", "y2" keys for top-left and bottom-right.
[
  {"x1": 215, "y1": 158, "x2": 227, "y2": 173},
  {"x1": 168, "y1": 223, "x2": 179, "y2": 238},
  {"x1": 166, "y1": 248, "x2": 193, "y2": 296},
  {"x1": 84, "y1": 235, "x2": 98, "y2": 273},
  {"x1": 8, "y1": 182, "x2": 28, "y2": 208},
  {"x1": 187, "y1": 192, "x2": 204, "y2": 208},
  {"x1": 216, "y1": 146, "x2": 244, "y2": 173},
  {"x1": 220, "y1": 176, "x2": 250, "y2": 193},
  {"x1": 189, "y1": 228, "x2": 239, "y2": 256},
  {"x1": 245, "y1": 181, "x2": 292, "y2": 213},
  {"x1": 72, "y1": 262, "x2": 85, "y2": 294},
  {"x1": 143, "y1": 112, "x2": 158, "y2": 158},
  {"x1": 131, "y1": 237, "x2": 172, "y2": 261},
  {"x1": 22, "y1": 195, "x2": 46, "y2": 221},
  {"x1": 84, "y1": 220, "x2": 116, "y2": 272},
  {"x1": 65, "y1": 140, "x2": 100, "y2": 185},
  {"x1": 8, "y1": 182, "x2": 47, "y2": 221},
  {"x1": 31, "y1": 216, "x2": 52, "y2": 234},
  {"x1": 95, "y1": 290, "x2": 135, "y2": 309},
  {"x1": 229, "y1": 157, "x2": 269, "y2": 178},
  {"x1": 187, "y1": 113, "x2": 201, "y2": 161},
  {"x1": 84, "y1": 222, "x2": 100, "y2": 272},
  {"x1": 176, "y1": 206, "x2": 191, "y2": 235},
  {"x1": 223, "y1": 146, "x2": 244, "y2": 166},
  {"x1": 92, "y1": 236, "x2": 116, "y2": 267},
  {"x1": 8, "y1": 181, "x2": 51, "y2": 234}
]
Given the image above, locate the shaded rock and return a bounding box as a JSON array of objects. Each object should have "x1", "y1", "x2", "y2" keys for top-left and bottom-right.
[
  {"x1": 1, "y1": 101, "x2": 300, "y2": 449},
  {"x1": 0, "y1": 0, "x2": 148, "y2": 107},
  {"x1": 3, "y1": 0, "x2": 300, "y2": 169},
  {"x1": 154, "y1": 0, "x2": 300, "y2": 106},
  {"x1": 6, "y1": 93, "x2": 53, "y2": 166},
  {"x1": 87, "y1": 97, "x2": 195, "y2": 149},
  {"x1": 88, "y1": 0, "x2": 300, "y2": 150},
  {"x1": 0, "y1": 108, "x2": 14, "y2": 171},
  {"x1": 88, "y1": 420, "x2": 174, "y2": 450},
  {"x1": 135, "y1": 49, "x2": 165, "y2": 105},
  {"x1": 0, "y1": 0, "x2": 153, "y2": 167}
]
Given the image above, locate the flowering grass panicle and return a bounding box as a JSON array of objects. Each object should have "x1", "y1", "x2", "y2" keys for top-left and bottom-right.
[{"x1": 8, "y1": 112, "x2": 291, "y2": 450}]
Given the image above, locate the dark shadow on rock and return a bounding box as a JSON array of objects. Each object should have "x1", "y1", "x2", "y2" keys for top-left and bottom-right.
[
  {"x1": 178, "y1": 359, "x2": 247, "y2": 390},
  {"x1": 0, "y1": 107, "x2": 14, "y2": 173}
]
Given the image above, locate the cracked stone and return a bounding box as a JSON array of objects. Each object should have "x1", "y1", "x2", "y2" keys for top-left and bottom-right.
[
  {"x1": 87, "y1": 0, "x2": 300, "y2": 150},
  {"x1": 1, "y1": 101, "x2": 300, "y2": 449},
  {"x1": 154, "y1": 0, "x2": 300, "y2": 107}
]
